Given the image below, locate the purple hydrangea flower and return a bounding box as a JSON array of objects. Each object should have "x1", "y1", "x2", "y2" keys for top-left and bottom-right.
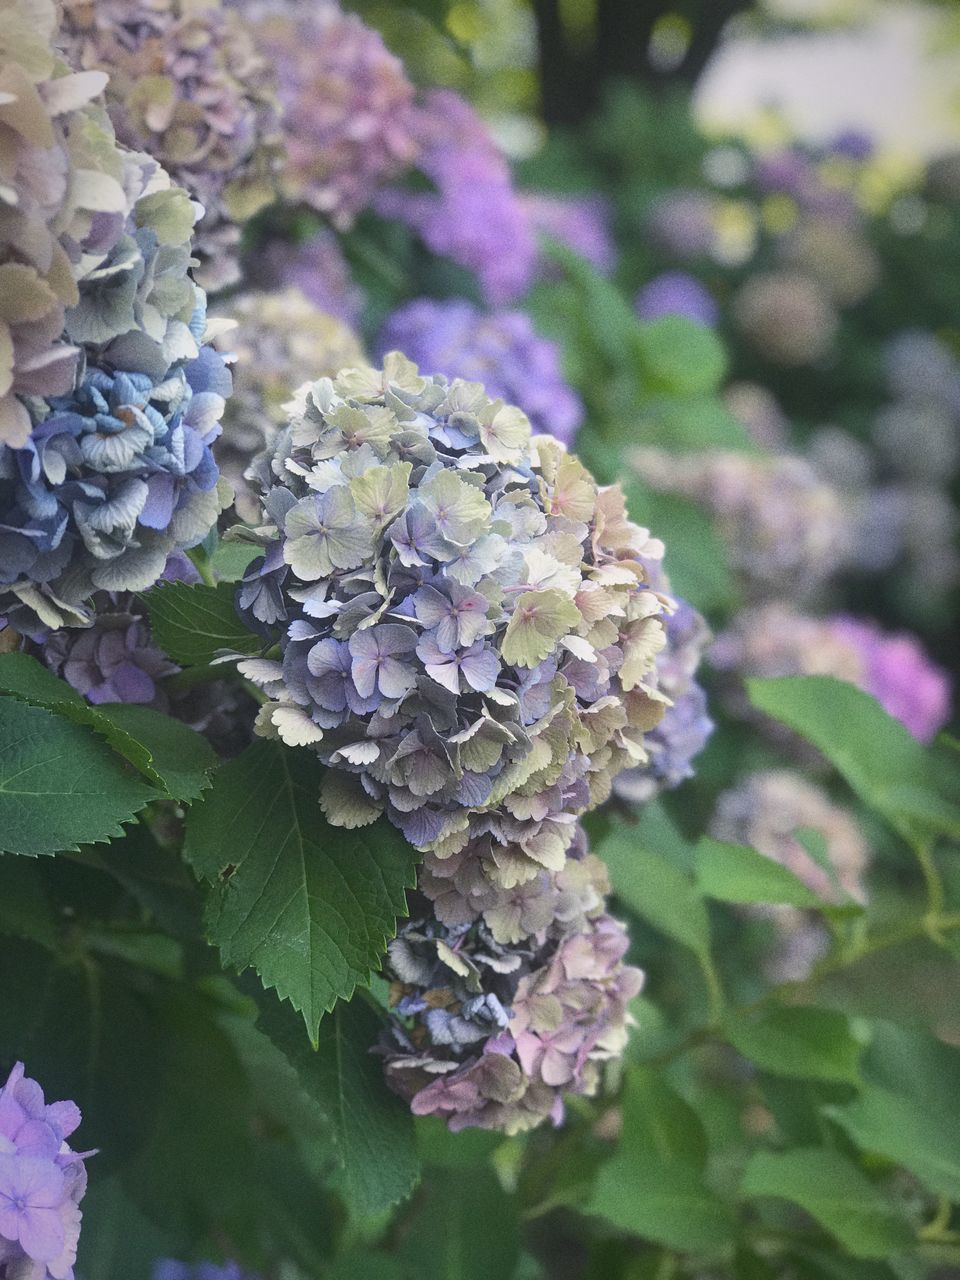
[
  {"x1": 376, "y1": 300, "x2": 583, "y2": 444},
  {"x1": 250, "y1": 1, "x2": 421, "y2": 228},
  {"x1": 376, "y1": 91, "x2": 537, "y2": 305},
  {"x1": 0, "y1": 1062, "x2": 89, "y2": 1280},
  {"x1": 153, "y1": 1263, "x2": 257, "y2": 1280},
  {"x1": 244, "y1": 230, "x2": 363, "y2": 326},
  {"x1": 635, "y1": 272, "x2": 719, "y2": 327},
  {"x1": 519, "y1": 194, "x2": 616, "y2": 274}
]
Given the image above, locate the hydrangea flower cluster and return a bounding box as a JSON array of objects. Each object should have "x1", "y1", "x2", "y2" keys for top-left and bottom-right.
[
  {"x1": 376, "y1": 300, "x2": 583, "y2": 446},
  {"x1": 238, "y1": 354, "x2": 672, "y2": 919},
  {"x1": 213, "y1": 288, "x2": 365, "y2": 521},
  {"x1": 249, "y1": 0, "x2": 421, "y2": 228},
  {"x1": 1, "y1": 5, "x2": 230, "y2": 632},
  {"x1": 381, "y1": 842, "x2": 643, "y2": 1133},
  {"x1": 635, "y1": 272, "x2": 719, "y2": 327},
  {"x1": 712, "y1": 604, "x2": 952, "y2": 743},
  {"x1": 631, "y1": 448, "x2": 851, "y2": 601},
  {"x1": 615, "y1": 585, "x2": 713, "y2": 805},
  {"x1": 732, "y1": 270, "x2": 838, "y2": 367},
  {"x1": 376, "y1": 91, "x2": 538, "y2": 305},
  {"x1": 59, "y1": 0, "x2": 282, "y2": 290},
  {"x1": 0, "y1": 1061, "x2": 89, "y2": 1280},
  {"x1": 711, "y1": 770, "x2": 869, "y2": 981}
]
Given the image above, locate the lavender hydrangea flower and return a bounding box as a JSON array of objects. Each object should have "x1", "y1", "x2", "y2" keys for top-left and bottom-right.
[
  {"x1": 237, "y1": 353, "x2": 672, "y2": 906},
  {"x1": 0, "y1": 10, "x2": 231, "y2": 632},
  {"x1": 376, "y1": 300, "x2": 582, "y2": 445},
  {"x1": 381, "y1": 844, "x2": 643, "y2": 1133},
  {"x1": 0, "y1": 1061, "x2": 90, "y2": 1280},
  {"x1": 631, "y1": 447, "x2": 852, "y2": 602},
  {"x1": 59, "y1": 0, "x2": 282, "y2": 291},
  {"x1": 376, "y1": 91, "x2": 537, "y2": 305},
  {"x1": 248, "y1": 0, "x2": 420, "y2": 228},
  {"x1": 243, "y1": 230, "x2": 362, "y2": 326},
  {"x1": 635, "y1": 272, "x2": 718, "y2": 327},
  {"x1": 712, "y1": 604, "x2": 952, "y2": 743}
]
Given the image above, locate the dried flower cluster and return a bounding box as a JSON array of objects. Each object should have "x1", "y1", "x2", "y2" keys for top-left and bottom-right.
[
  {"x1": 1, "y1": 0, "x2": 230, "y2": 633},
  {"x1": 59, "y1": 0, "x2": 282, "y2": 290}
]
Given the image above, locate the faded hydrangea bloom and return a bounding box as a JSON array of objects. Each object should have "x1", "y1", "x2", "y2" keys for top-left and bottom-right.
[
  {"x1": 519, "y1": 193, "x2": 615, "y2": 274},
  {"x1": 376, "y1": 300, "x2": 583, "y2": 445},
  {"x1": 238, "y1": 354, "x2": 672, "y2": 911},
  {"x1": 635, "y1": 272, "x2": 718, "y2": 327},
  {"x1": 0, "y1": 5, "x2": 231, "y2": 632},
  {"x1": 711, "y1": 770, "x2": 869, "y2": 981},
  {"x1": 631, "y1": 448, "x2": 851, "y2": 602},
  {"x1": 732, "y1": 270, "x2": 838, "y2": 367},
  {"x1": 248, "y1": 0, "x2": 420, "y2": 228},
  {"x1": 376, "y1": 91, "x2": 538, "y2": 305},
  {"x1": 59, "y1": 0, "x2": 282, "y2": 290},
  {"x1": 213, "y1": 289, "x2": 365, "y2": 521},
  {"x1": 0, "y1": 1061, "x2": 89, "y2": 1280},
  {"x1": 713, "y1": 604, "x2": 952, "y2": 744},
  {"x1": 381, "y1": 840, "x2": 643, "y2": 1133}
]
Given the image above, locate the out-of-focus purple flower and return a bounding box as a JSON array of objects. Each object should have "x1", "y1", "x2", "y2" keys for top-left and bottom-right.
[
  {"x1": 376, "y1": 91, "x2": 537, "y2": 305},
  {"x1": 829, "y1": 617, "x2": 952, "y2": 742},
  {"x1": 631, "y1": 448, "x2": 852, "y2": 601},
  {"x1": 376, "y1": 299, "x2": 582, "y2": 444},
  {"x1": 646, "y1": 191, "x2": 717, "y2": 258},
  {"x1": 724, "y1": 382, "x2": 790, "y2": 451},
  {"x1": 243, "y1": 230, "x2": 362, "y2": 326},
  {"x1": 250, "y1": 1, "x2": 420, "y2": 228},
  {"x1": 635, "y1": 272, "x2": 718, "y2": 327},
  {"x1": 153, "y1": 1262, "x2": 257, "y2": 1280},
  {"x1": 830, "y1": 129, "x2": 874, "y2": 162},
  {"x1": 519, "y1": 194, "x2": 615, "y2": 274},
  {"x1": 712, "y1": 603, "x2": 952, "y2": 743},
  {"x1": 0, "y1": 1062, "x2": 89, "y2": 1280}
]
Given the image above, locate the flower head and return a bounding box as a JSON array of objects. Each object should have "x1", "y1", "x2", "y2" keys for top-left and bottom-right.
[
  {"x1": 249, "y1": 0, "x2": 420, "y2": 228},
  {"x1": 635, "y1": 272, "x2": 718, "y2": 327},
  {"x1": 0, "y1": 1061, "x2": 89, "y2": 1280},
  {"x1": 0, "y1": 8, "x2": 230, "y2": 632},
  {"x1": 377, "y1": 300, "x2": 582, "y2": 445},
  {"x1": 59, "y1": 0, "x2": 282, "y2": 289},
  {"x1": 239, "y1": 354, "x2": 672, "y2": 902}
]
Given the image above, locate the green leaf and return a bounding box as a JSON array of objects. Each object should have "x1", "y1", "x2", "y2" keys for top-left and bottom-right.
[
  {"x1": 827, "y1": 1085, "x2": 960, "y2": 1200},
  {"x1": 184, "y1": 740, "x2": 418, "y2": 1038},
  {"x1": 697, "y1": 838, "x2": 822, "y2": 909},
  {"x1": 256, "y1": 989, "x2": 420, "y2": 1215},
  {"x1": 588, "y1": 1067, "x2": 736, "y2": 1254},
  {"x1": 634, "y1": 316, "x2": 728, "y2": 397},
  {"x1": 745, "y1": 677, "x2": 960, "y2": 845},
  {"x1": 0, "y1": 699, "x2": 157, "y2": 855},
  {"x1": 597, "y1": 822, "x2": 710, "y2": 958},
  {"x1": 90, "y1": 704, "x2": 216, "y2": 802},
  {"x1": 726, "y1": 1006, "x2": 862, "y2": 1085},
  {"x1": 142, "y1": 580, "x2": 262, "y2": 666},
  {"x1": 646, "y1": 394, "x2": 760, "y2": 453},
  {"x1": 739, "y1": 1149, "x2": 913, "y2": 1259},
  {"x1": 399, "y1": 1166, "x2": 520, "y2": 1280},
  {"x1": 209, "y1": 541, "x2": 258, "y2": 582},
  {"x1": 0, "y1": 653, "x2": 214, "y2": 799},
  {"x1": 0, "y1": 854, "x2": 56, "y2": 946}
]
